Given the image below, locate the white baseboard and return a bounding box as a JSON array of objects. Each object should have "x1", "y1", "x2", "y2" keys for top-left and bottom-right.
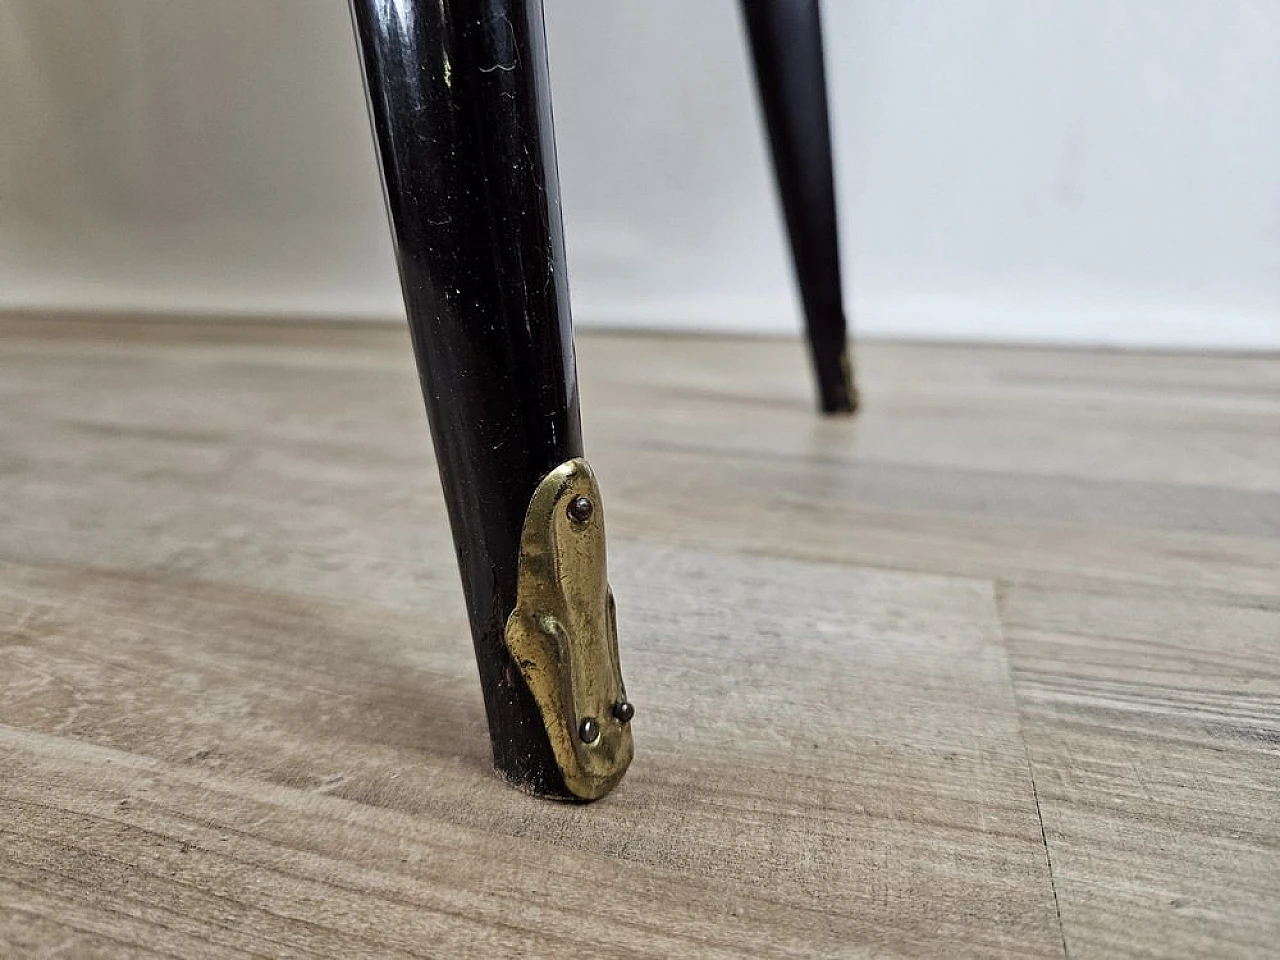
[{"x1": 4, "y1": 291, "x2": 1278, "y2": 352}]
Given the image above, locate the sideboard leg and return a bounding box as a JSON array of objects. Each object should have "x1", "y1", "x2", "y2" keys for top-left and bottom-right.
[
  {"x1": 350, "y1": 0, "x2": 632, "y2": 800},
  {"x1": 741, "y1": 0, "x2": 858, "y2": 414}
]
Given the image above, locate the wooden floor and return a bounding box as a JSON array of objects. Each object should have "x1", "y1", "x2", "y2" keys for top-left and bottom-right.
[{"x1": 1, "y1": 317, "x2": 1277, "y2": 959}]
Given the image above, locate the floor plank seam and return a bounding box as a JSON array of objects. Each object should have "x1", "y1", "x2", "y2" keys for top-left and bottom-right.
[
  {"x1": 1029, "y1": 775, "x2": 1070, "y2": 960},
  {"x1": 994, "y1": 582, "x2": 1072, "y2": 960}
]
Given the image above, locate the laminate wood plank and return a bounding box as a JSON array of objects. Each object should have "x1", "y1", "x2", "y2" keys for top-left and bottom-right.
[
  {"x1": 0, "y1": 547, "x2": 1062, "y2": 958},
  {"x1": 578, "y1": 335, "x2": 1280, "y2": 494},
  {"x1": 595, "y1": 446, "x2": 1280, "y2": 604},
  {"x1": 1000, "y1": 585, "x2": 1280, "y2": 959}
]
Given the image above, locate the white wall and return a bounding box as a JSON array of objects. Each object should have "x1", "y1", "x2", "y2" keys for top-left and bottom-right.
[{"x1": 3, "y1": 0, "x2": 1279, "y2": 348}]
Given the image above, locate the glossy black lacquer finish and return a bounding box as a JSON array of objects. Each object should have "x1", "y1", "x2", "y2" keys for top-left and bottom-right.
[
  {"x1": 351, "y1": 0, "x2": 580, "y2": 797},
  {"x1": 741, "y1": 0, "x2": 857, "y2": 414}
]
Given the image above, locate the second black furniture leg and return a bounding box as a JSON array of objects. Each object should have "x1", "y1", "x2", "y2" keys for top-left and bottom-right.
[
  {"x1": 351, "y1": 0, "x2": 632, "y2": 801},
  {"x1": 741, "y1": 0, "x2": 857, "y2": 414}
]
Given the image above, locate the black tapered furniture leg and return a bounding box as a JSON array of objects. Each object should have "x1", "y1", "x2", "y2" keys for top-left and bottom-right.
[
  {"x1": 350, "y1": 0, "x2": 633, "y2": 801},
  {"x1": 740, "y1": 0, "x2": 857, "y2": 414}
]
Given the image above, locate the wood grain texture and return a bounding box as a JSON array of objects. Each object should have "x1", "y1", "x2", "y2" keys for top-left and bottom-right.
[
  {"x1": 1, "y1": 316, "x2": 1277, "y2": 958},
  {"x1": 1000, "y1": 585, "x2": 1280, "y2": 959}
]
